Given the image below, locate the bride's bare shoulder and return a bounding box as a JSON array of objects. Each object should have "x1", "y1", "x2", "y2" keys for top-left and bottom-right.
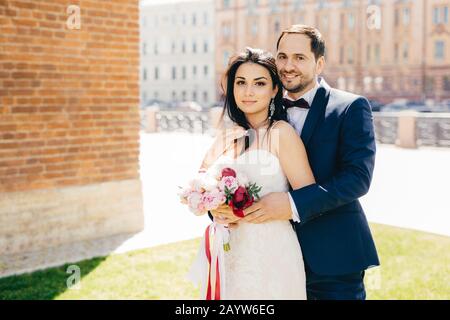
[
  {"x1": 272, "y1": 120, "x2": 294, "y2": 130},
  {"x1": 269, "y1": 120, "x2": 303, "y2": 156}
]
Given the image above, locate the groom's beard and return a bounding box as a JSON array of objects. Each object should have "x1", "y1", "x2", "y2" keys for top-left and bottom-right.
[{"x1": 284, "y1": 76, "x2": 315, "y2": 94}]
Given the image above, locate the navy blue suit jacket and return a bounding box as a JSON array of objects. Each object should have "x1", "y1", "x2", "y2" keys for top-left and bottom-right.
[{"x1": 289, "y1": 78, "x2": 379, "y2": 276}]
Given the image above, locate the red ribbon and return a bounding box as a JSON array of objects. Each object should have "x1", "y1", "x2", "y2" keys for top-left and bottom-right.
[{"x1": 205, "y1": 225, "x2": 221, "y2": 300}]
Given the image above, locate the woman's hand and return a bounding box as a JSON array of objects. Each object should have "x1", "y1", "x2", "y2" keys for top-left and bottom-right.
[{"x1": 211, "y1": 203, "x2": 241, "y2": 224}]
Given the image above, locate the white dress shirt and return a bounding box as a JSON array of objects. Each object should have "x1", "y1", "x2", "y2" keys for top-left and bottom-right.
[{"x1": 285, "y1": 79, "x2": 320, "y2": 223}]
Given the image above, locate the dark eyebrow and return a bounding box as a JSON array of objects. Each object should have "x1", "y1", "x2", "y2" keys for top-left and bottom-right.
[{"x1": 235, "y1": 76, "x2": 268, "y2": 81}]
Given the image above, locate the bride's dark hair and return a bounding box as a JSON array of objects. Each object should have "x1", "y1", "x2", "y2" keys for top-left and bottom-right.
[
  {"x1": 220, "y1": 47, "x2": 287, "y2": 131},
  {"x1": 219, "y1": 47, "x2": 287, "y2": 153}
]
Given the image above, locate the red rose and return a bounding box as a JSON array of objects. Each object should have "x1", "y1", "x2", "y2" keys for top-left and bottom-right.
[
  {"x1": 221, "y1": 167, "x2": 236, "y2": 178},
  {"x1": 230, "y1": 186, "x2": 254, "y2": 217}
]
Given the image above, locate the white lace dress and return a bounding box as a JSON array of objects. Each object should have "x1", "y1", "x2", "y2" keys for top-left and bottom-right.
[{"x1": 191, "y1": 148, "x2": 307, "y2": 300}]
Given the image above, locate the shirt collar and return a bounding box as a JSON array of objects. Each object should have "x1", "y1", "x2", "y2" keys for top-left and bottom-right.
[{"x1": 283, "y1": 77, "x2": 320, "y2": 107}]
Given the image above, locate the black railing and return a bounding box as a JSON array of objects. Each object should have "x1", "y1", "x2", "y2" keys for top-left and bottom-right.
[
  {"x1": 142, "y1": 110, "x2": 450, "y2": 148},
  {"x1": 415, "y1": 114, "x2": 450, "y2": 147},
  {"x1": 373, "y1": 113, "x2": 398, "y2": 144}
]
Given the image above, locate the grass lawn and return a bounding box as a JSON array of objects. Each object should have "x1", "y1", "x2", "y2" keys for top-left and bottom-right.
[{"x1": 0, "y1": 223, "x2": 449, "y2": 300}]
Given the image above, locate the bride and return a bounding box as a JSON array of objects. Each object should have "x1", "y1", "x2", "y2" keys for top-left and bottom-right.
[{"x1": 190, "y1": 48, "x2": 315, "y2": 300}]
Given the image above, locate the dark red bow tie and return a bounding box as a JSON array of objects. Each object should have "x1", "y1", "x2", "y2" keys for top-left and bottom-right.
[{"x1": 283, "y1": 98, "x2": 310, "y2": 110}]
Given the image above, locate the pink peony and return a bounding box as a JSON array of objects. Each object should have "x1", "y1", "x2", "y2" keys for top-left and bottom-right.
[{"x1": 218, "y1": 175, "x2": 239, "y2": 192}]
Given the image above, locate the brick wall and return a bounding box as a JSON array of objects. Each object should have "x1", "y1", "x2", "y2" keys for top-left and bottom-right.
[
  {"x1": 0, "y1": 0, "x2": 144, "y2": 271},
  {"x1": 0, "y1": 0, "x2": 141, "y2": 193}
]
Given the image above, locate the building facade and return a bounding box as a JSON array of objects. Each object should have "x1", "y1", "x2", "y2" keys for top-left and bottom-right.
[
  {"x1": 215, "y1": 0, "x2": 450, "y2": 103},
  {"x1": 140, "y1": 0, "x2": 216, "y2": 107}
]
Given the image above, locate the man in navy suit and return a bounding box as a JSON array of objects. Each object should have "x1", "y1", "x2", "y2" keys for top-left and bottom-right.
[{"x1": 215, "y1": 25, "x2": 379, "y2": 300}]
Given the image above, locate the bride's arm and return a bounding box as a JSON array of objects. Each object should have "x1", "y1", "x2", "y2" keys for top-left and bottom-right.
[
  {"x1": 273, "y1": 121, "x2": 315, "y2": 190},
  {"x1": 198, "y1": 126, "x2": 247, "y2": 172},
  {"x1": 198, "y1": 130, "x2": 226, "y2": 172}
]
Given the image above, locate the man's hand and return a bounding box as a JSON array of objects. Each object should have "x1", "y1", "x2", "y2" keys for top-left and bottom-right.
[
  {"x1": 241, "y1": 192, "x2": 293, "y2": 224},
  {"x1": 210, "y1": 204, "x2": 241, "y2": 225}
]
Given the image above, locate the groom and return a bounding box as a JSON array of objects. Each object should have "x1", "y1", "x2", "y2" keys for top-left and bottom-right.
[{"x1": 212, "y1": 25, "x2": 379, "y2": 300}]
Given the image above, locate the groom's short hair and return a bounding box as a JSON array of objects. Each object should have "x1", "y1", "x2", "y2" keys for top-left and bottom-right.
[{"x1": 276, "y1": 24, "x2": 325, "y2": 61}]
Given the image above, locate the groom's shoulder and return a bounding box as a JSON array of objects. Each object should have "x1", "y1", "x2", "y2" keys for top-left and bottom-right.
[{"x1": 328, "y1": 87, "x2": 371, "y2": 110}]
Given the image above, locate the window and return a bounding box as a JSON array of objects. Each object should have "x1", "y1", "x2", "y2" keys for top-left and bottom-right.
[
  {"x1": 172, "y1": 91, "x2": 177, "y2": 100},
  {"x1": 348, "y1": 46, "x2": 354, "y2": 64},
  {"x1": 223, "y1": 24, "x2": 231, "y2": 39},
  {"x1": 193, "y1": 41, "x2": 197, "y2": 53},
  {"x1": 403, "y1": 43, "x2": 409, "y2": 61},
  {"x1": 444, "y1": 6, "x2": 449, "y2": 23},
  {"x1": 270, "y1": 0, "x2": 280, "y2": 13},
  {"x1": 143, "y1": 91, "x2": 147, "y2": 103},
  {"x1": 375, "y1": 43, "x2": 380, "y2": 64},
  {"x1": 339, "y1": 46, "x2": 344, "y2": 64},
  {"x1": 182, "y1": 41, "x2": 186, "y2": 53},
  {"x1": 203, "y1": 91, "x2": 208, "y2": 103},
  {"x1": 143, "y1": 42, "x2": 146, "y2": 56},
  {"x1": 251, "y1": 22, "x2": 258, "y2": 36},
  {"x1": 182, "y1": 66, "x2": 186, "y2": 80},
  {"x1": 363, "y1": 76, "x2": 372, "y2": 93},
  {"x1": 154, "y1": 43, "x2": 158, "y2": 55},
  {"x1": 171, "y1": 42, "x2": 175, "y2": 54},
  {"x1": 274, "y1": 20, "x2": 280, "y2": 33},
  {"x1": 435, "y1": 41, "x2": 445, "y2": 60},
  {"x1": 444, "y1": 76, "x2": 450, "y2": 92},
  {"x1": 223, "y1": 51, "x2": 230, "y2": 67},
  {"x1": 172, "y1": 66, "x2": 176, "y2": 80},
  {"x1": 143, "y1": 68, "x2": 147, "y2": 81},
  {"x1": 425, "y1": 77, "x2": 434, "y2": 93},
  {"x1": 192, "y1": 91, "x2": 197, "y2": 101},
  {"x1": 403, "y1": 8, "x2": 410, "y2": 26},
  {"x1": 182, "y1": 91, "x2": 186, "y2": 101},
  {"x1": 192, "y1": 14, "x2": 197, "y2": 26},
  {"x1": 375, "y1": 77, "x2": 383, "y2": 91},
  {"x1": 394, "y1": 43, "x2": 399, "y2": 61},
  {"x1": 154, "y1": 67, "x2": 159, "y2": 80},
  {"x1": 394, "y1": 9, "x2": 399, "y2": 26},
  {"x1": 204, "y1": 65, "x2": 208, "y2": 76},
  {"x1": 433, "y1": 7, "x2": 440, "y2": 24},
  {"x1": 192, "y1": 65, "x2": 197, "y2": 77},
  {"x1": 340, "y1": 13, "x2": 345, "y2": 29},
  {"x1": 348, "y1": 13, "x2": 355, "y2": 29},
  {"x1": 223, "y1": 0, "x2": 231, "y2": 9},
  {"x1": 204, "y1": 41, "x2": 208, "y2": 53},
  {"x1": 204, "y1": 12, "x2": 208, "y2": 25}
]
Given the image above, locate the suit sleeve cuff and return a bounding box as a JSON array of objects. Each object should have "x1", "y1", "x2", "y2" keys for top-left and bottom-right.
[{"x1": 288, "y1": 193, "x2": 301, "y2": 223}]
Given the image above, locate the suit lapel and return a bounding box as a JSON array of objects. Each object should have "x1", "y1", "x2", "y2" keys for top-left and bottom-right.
[{"x1": 300, "y1": 78, "x2": 331, "y2": 146}]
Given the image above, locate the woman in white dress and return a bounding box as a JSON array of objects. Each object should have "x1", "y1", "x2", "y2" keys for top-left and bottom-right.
[{"x1": 191, "y1": 48, "x2": 316, "y2": 300}]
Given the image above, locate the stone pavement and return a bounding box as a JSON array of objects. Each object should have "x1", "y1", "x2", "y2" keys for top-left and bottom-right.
[{"x1": 1, "y1": 132, "x2": 449, "y2": 278}]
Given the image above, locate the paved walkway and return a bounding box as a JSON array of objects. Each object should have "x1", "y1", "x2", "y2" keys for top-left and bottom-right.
[{"x1": 2, "y1": 132, "x2": 449, "y2": 277}]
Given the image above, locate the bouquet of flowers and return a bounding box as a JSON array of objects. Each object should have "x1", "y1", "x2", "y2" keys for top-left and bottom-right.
[
  {"x1": 181, "y1": 166, "x2": 262, "y2": 300},
  {"x1": 178, "y1": 167, "x2": 262, "y2": 218}
]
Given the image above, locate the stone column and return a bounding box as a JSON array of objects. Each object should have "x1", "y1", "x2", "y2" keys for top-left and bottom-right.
[
  {"x1": 396, "y1": 111, "x2": 418, "y2": 148},
  {"x1": 145, "y1": 107, "x2": 159, "y2": 133}
]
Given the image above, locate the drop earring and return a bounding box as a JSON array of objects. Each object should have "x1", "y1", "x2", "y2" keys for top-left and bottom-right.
[{"x1": 269, "y1": 99, "x2": 275, "y2": 119}]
